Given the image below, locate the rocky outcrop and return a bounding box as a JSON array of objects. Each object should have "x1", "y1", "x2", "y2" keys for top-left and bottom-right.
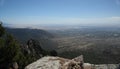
[
  {"x1": 25, "y1": 55, "x2": 120, "y2": 69},
  {"x1": 25, "y1": 56, "x2": 64, "y2": 69},
  {"x1": 22, "y1": 39, "x2": 48, "y2": 58},
  {"x1": 26, "y1": 39, "x2": 43, "y2": 56},
  {"x1": 12, "y1": 62, "x2": 19, "y2": 69},
  {"x1": 25, "y1": 55, "x2": 84, "y2": 69},
  {"x1": 8, "y1": 62, "x2": 19, "y2": 69}
]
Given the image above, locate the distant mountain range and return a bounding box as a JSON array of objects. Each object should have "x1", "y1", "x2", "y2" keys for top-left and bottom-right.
[
  {"x1": 3, "y1": 22, "x2": 120, "y2": 30},
  {"x1": 5, "y1": 27, "x2": 57, "y2": 50}
]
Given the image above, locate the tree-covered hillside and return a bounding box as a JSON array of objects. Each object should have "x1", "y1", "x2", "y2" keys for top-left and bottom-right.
[{"x1": 0, "y1": 22, "x2": 57, "y2": 69}]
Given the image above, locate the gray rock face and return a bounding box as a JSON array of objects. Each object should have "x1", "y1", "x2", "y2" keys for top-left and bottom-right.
[
  {"x1": 25, "y1": 55, "x2": 120, "y2": 69},
  {"x1": 24, "y1": 39, "x2": 45, "y2": 57},
  {"x1": 12, "y1": 62, "x2": 19, "y2": 69},
  {"x1": 25, "y1": 56, "x2": 65, "y2": 69},
  {"x1": 25, "y1": 55, "x2": 84, "y2": 69}
]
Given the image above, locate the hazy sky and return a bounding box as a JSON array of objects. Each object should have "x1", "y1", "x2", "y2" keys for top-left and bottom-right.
[{"x1": 0, "y1": 0, "x2": 120, "y2": 27}]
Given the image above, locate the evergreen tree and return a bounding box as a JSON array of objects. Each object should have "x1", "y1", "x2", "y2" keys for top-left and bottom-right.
[
  {"x1": 0, "y1": 22, "x2": 25, "y2": 69},
  {"x1": 50, "y1": 50, "x2": 58, "y2": 56},
  {"x1": 0, "y1": 22, "x2": 5, "y2": 37}
]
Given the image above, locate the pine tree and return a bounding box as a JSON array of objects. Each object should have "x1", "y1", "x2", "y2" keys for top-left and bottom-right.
[
  {"x1": 0, "y1": 22, "x2": 25, "y2": 69},
  {"x1": 0, "y1": 22, "x2": 5, "y2": 37}
]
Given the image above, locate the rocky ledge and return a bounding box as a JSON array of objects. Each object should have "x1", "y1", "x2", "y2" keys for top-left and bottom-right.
[{"x1": 25, "y1": 55, "x2": 120, "y2": 69}]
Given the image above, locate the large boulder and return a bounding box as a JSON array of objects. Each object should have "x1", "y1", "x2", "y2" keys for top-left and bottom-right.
[{"x1": 25, "y1": 55, "x2": 84, "y2": 69}]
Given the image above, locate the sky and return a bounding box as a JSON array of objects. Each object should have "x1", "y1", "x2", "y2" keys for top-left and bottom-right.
[{"x1": 0, "y1": 0, "x2": 120, "y2": 28}]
